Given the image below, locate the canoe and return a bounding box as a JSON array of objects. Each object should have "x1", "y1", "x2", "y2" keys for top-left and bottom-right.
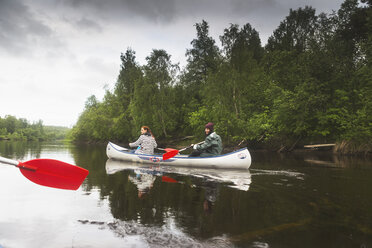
[{"x1": 106, "y1": 142, "x2": 251, "y2": 169}]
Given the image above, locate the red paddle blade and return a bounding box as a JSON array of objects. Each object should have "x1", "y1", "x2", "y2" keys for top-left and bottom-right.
[
  {"x1": 162, "y1": 176, "x2": 178, "y2": 183},
  {"x1": 18, "y1": 159, "x2": 89, "y2": 190},
  {"x1": 163, "y1": 149, "x2": 179, "y2": 160},
  {"x1": 164, "y1": 148, "x2": 177, "y2": 152}
]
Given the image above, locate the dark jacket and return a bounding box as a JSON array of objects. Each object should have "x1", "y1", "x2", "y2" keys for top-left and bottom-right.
[{"x1": 195, "y1": 132, "x2": 223, "y2": 157}]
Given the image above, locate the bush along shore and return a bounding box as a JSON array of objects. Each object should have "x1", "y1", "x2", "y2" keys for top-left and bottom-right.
[{"x1": 0, "y1": 115, "x2": 69, "y2": 141}]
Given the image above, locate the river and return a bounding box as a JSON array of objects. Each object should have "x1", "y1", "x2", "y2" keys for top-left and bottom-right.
[{"x1": 0, "y1": 141, "x2": 371, "y2": 247}]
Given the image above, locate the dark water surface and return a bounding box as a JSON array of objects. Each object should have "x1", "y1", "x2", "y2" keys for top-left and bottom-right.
[{"x1": 0, "y1": 141, "x2": 372, "y2": 247}]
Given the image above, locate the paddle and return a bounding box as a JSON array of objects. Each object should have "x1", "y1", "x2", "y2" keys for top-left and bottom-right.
[
  {"x1": 162, "y1": 141, "x2": 204, "y2": 160},
  {"x1": 156, "y1": 148, "x2": 178, "y2": 153},
  {"x1": 161, "y1": 176, "x2": 178, "y2": 183},
  {"x1": 0, "y1": 156, "x2": 89, "y2": 190}
]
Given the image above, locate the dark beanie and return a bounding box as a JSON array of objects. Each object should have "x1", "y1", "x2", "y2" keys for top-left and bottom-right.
[{"x1": 205, "y1": 122, "x2": 214, "y2": 131}]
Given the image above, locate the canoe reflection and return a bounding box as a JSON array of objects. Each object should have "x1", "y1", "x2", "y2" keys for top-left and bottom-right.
[{"x1": 105, "y1": 158, "x2": 252, "y2": 191}]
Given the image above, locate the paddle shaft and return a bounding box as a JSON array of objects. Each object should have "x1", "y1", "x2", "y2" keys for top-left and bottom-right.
[
  {"x1": 0, "y1": 156, "x2": 38, "y2": 171},
  {"x1": 179, "y1": 141, "x2": 204, "y2": 152},
  {"x1": 0, "y1": 156, "x2": 19, "y2": 166},
  {"x1": 162, "y1": 141, "x2": 205, "y2": 160}
]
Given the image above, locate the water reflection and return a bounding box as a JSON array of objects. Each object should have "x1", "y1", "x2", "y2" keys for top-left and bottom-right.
[
  {"x1": 105, "y1": 159, "x2": 252, "y2": 191},
  {"x1": 102, "y1": 159, "x2": 254, "y2": 244},
  {"x1": 251, "y1": 150, "x2": 372, "y2": 169},
  {"x1": 303, "y1": 152, "x2": 372, "y2": 168},
  {"x1": 2, "y1": 141, "x2": 371, "y2": 247},
  {"x1": 0, "y1": 141, "x2": 43, "y2": 160},
  {"x1": 107, "y1": 160, "x2": 224, "y2": 214},
  {"x1": 128, "y1": 170, "x2": 157, "y2": 198}
]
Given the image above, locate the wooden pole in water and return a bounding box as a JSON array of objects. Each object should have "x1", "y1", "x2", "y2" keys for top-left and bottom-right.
[{"x1": 304, "y1": 144, "x2": 335, "y2": 148}]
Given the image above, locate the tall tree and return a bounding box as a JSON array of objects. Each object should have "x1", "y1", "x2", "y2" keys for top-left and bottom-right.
[
  {"x1": 115, "y1": 48, "x2": 143, "y2": 108},
  {"x1": 114, "y1": 48, "x2": 143, "y2": 141},
  {"x1": 266, "y1": 6, "x2": 318, "y2": 52},
  {"x1": 131, "y1": 49, "x2": 178, "y2": 138},
  {"x1": 182, "y1": 20, "x2": 221, "y2": 102},
  {"x1": 220, "y1": 23, "x2": 264, "y2": 71},
  {"x1": 219, "y1": 23, "x2": 265, "y2": 117},
  {"x1": 193, "y1": 23, "x2": 267, "y2": 143},
  {"x1": 263, "y1": 6, "x2": 334, "y2": 146},
  {"x1": 331, "y1": 0, "x2": 372, "y2": 141}
]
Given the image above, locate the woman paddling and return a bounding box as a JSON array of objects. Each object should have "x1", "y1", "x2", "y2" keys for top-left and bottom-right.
[
  {"x1": 129, "y1": 126, "x2": 157, "y2": 155},
  {"x1": 189, "y1": 122, "x2": 223, "y2": 157}
]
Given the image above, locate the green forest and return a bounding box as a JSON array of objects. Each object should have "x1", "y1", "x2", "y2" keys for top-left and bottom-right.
[
  {"x1": 0, "y1": 115, "x2": 69, "y2": 141},
  {"x1": 69, "y1": 0, "x2": 372, "y2": 154}
]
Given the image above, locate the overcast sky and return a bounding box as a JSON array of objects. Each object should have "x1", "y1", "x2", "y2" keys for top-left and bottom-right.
[{"x1": 0, "y1": 0, "x2": 344, "y2": 127}]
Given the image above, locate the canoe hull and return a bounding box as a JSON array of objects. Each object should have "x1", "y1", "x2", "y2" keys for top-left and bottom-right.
[{"x1": 106, "y1": 142, "x2": 251, "y2": 169}]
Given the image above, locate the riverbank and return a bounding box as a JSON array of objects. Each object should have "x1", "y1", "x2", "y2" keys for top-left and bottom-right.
[{"x1": 70, "y1": 138, "x2": 372, "y2": 157}]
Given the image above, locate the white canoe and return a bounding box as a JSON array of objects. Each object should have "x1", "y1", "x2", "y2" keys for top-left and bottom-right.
[{"x1": 106, "y1": 142, "x2": 251, "y2": 169}]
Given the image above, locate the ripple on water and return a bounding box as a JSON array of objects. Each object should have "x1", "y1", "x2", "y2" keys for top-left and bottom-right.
[
  {"x1": 251, "y1": 169, "x2": 305, "y2": 180},
  {"x1": 78, "y1": 219, "x2": 236, "y2": 248},
  {"x1": 251, "y1": 241, "x2": 270, "y2": 248}
]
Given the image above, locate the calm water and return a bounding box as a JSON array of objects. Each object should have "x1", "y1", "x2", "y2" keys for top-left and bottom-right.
[{"x1": 0, "y1": 141, "x2": 372, "y2": 248}]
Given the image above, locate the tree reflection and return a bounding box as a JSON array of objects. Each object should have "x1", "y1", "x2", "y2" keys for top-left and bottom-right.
[{"x1": 0, "y1": 141, "x2": 42, "y2": 160}]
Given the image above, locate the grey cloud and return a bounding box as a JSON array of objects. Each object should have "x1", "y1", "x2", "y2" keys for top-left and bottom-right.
[
  {"x1": 75, "y1": 17, "x2": 102, "y2": 32},
  {"x1": 58, "y1": 0, "x2": 315, "y2": 22},
  {"x1": 58, "y1": 0, "x2": 285, "y2": 24},
  {"x1": 0, "y1": 0, "x2": 344, "y2": 56},
  {"x1": 229, "y1": 0, "x2": 281, "y2": 15},
  {"x1": 56, "y1": 0, "x2": 343, "y2": 34},
  {"x1": 5, "y1": 0, "x2": 345, "y2": 28},
  {"x1": 60, "y1": 0, "x2": 177, "y2": 23},
  {"x1": 0, "y1": 0, "x2": 54, "y2": 55},
  {"x1": 32, "y1": 0, "x2": 345, "y2": 35}
]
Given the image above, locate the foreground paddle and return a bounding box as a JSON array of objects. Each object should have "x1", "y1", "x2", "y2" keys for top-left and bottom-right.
[
  {"x1": 162, "y1": 141, "x2": 204, "y2": 160},
  {"x1": 0, "y1": 156, "x2": 89, "y2": 190}
]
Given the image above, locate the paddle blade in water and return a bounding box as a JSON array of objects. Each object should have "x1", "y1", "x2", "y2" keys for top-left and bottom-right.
[
  {"x1": 162, "y1": 176, "x2": 178, "y2": 183},
  {"x1": 18, "y1": 159, "x2": 89, "y2": 190},
  {"x1": 163, "y1": 150, "x2": 179, "y2": 160}
]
